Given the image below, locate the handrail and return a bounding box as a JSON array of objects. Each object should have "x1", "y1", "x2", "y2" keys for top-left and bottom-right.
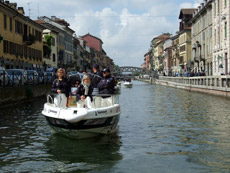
[{"x1": 47, "y1": 95, "x2": 54, "y2": 104}]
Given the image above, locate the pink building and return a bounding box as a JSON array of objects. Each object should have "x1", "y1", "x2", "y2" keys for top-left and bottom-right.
[
  {"x1": 144, "y1": 52, "x2": 151, "y2": 71},
  {"x1": 81, "y1": 33, "x2": 103, "y2": 52}
]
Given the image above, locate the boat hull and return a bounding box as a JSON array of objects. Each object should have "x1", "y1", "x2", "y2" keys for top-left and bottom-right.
[
  {"x1": 46, "y1": 115, "x2": 120, "y2": 139},
  {"x1": 42, "y1": 102, "x2": 121, "y2": 139}
]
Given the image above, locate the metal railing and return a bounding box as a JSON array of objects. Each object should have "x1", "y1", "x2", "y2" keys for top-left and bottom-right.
[
  {"x1": 47, "y1": 94, "x2": 120, "y2": 109},
  {"x1": 0, "y1": 71, "x2": 56, "y2": 88},
  {"x1": 158, "y1": 76, "x2": 230, "y2": 92}
]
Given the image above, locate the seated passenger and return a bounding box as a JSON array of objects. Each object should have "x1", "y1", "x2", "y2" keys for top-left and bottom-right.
[
  {"x1": 76, "y1": 74, "x2": 93, "y2": 108},
  {"x1": 70, "y1": 80, "x2": 81, "y2": 96},
  {"x1": 97, "y1": 68, "x2": 115, "y2": 95},
  {"x1": 51, "y1": 68, "x2": 69, "y2": 107}
]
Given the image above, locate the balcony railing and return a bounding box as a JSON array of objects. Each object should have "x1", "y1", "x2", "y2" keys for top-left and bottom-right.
[{"x1": 23, "y1": 34, "x2": 35, "y2": 46}]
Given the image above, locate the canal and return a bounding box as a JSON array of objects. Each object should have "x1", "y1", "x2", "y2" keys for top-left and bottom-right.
[{"x1": 0, "y1": 81, "x2": 230, "y2": 172}]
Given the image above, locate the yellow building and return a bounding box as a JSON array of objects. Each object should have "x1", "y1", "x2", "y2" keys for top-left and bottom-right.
[
  {"x1": 178, "y1": 31, "x2": 192, "y2": 72},
  {"x1": 178, "y1": 9, "x2": 195, "y2": 73},
  {"x1": 0, "y1": 1, "x2": 44, "y2": 69}
]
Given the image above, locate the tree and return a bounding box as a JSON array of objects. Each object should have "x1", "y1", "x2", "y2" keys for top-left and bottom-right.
[{"x1": 43, "y1": 35, "x2": 53, "y2": 58}]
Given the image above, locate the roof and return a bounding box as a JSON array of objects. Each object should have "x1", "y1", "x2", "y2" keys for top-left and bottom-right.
[
  {"x1": 179, "y1": 9, "x2": 196, "y2": 19},
  {"x1": 81, "y1": 33, "x2": 103, "y2": 44},
  {"x1": 151, "y1": 33, "x2": 171, "y2": 44}
]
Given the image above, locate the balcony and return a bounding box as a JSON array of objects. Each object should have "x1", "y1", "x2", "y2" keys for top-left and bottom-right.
[{"x1": 23, "y1": 34, "x2": 35, "y2": 46}]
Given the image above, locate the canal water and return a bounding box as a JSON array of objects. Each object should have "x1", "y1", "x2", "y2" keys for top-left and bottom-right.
[{"x1": 0, "y1": 81, "x2": 230, "y2": 172}]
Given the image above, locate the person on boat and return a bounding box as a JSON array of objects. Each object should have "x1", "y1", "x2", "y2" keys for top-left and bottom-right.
[
  {"x1": 76, "y1": 74, "x2": 93, "y2": 102},
  {"x1": 97, "y1": 68, "x2": 115, "y2": 95},
  {"x1": 51, "y1": 68, "x2": 69, "y2": 107},
  {"x1": 91, "y1": 64, "x2": 103, "y2": 88},
  {"x1": 70, "y1": 79, "x2": 81, "y2": 96}
]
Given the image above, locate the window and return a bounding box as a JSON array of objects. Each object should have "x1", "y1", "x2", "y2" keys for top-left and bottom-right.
[
  {"x1": 53, "y1": 54, "x2": 56, "y2": 62},
  {"x1": 15, "y1": 20, "x2": 23, "y2": 34},
  {"x1": 52, "y1": 38, "x2": 55, "y2": 46},
  {"x1": 214, "y1": 2, "x2": 216, "y2": 16},
  {"x1": 225, "y1": 22, "x2": 227, "y2": 39},
  {"x1": 10, "y1": 17, "x2": 12, "y2": 31},
  {"x1": 4, "y1": 14, "x2": 7, "y2": 29}
]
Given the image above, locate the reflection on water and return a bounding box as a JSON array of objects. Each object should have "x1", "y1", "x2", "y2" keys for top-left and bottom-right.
[{"x1": 0, "y1": 81, "x2": 230, "y2": 172}]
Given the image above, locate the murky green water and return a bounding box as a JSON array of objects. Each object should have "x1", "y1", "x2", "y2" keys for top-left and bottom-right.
[{"x1": 1, "y1": 81, "x2": 230, "y2": 172}]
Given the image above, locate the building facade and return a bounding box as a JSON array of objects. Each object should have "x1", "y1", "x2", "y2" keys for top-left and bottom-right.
[
  {"x1": 163, "y1": 39, "x2": 173, "y2": 75},
  {"x1": 178, "y1": 9, "x2": 195, "y2": 73},
  {"x1": 0, "y1": 1, "x2": 44, "y2": 70},
  {"x1": 151, "y1": 33, "x2": 171, "y2": 73},
  {"x1": 171, "y1": 34, "x2": 180, "y2": 75},
  {"x1": 213, "y1": 0, "x2": 230, "y2": 75},
  {"x1": 191, "y1": 0, "x2": 213, "y2": 75}
]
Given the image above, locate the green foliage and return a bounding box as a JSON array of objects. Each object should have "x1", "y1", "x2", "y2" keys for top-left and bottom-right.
[{"x1": 44, "y1": 35, "x2": 53, "y2": 47}]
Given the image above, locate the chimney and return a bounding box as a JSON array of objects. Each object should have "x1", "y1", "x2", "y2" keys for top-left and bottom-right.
[
  {"x1": 51, "y1": 16, "x2": 56, "y2": 21},
  {"x1": 10, "y1": 3, "x2": 17, "y2": 10},
  {"x1": 5, "y1": 1, "x2": 9, "y2": 5},
  {"x1": 201, "y1": 3, "x2": 204, "y2": 8},
  {"x1": 17, "y1": 7, "x2": 25, "y2": 15}
]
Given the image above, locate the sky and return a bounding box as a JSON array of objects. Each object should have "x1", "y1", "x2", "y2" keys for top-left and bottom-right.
[{"x1": 15, "y1": 0, "x2": 203, "y2": 67}]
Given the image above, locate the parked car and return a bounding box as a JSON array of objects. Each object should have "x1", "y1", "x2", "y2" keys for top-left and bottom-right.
[
  {"x1": 0, "y1": 67, "x2": 10, "y2": 86},
  {"x1": 6, "y1": 69, "x2": 27, "y2": 86},
  {"x1": 26, "y1": 70, "x2": 39, "y2": 84}
]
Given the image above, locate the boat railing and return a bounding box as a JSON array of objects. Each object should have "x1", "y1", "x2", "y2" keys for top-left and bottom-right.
[
  {"x1": 46, "y1": 93, "x2": 119, "y2": 109},
  {"x1": 92, "y1": 94, "x2": 119, "y2": 108},
  {"x1": 47, "y1": 94, "x2": 54, "y2": 104}
]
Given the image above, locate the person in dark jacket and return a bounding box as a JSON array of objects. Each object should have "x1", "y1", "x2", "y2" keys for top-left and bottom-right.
[
  {"x1": 51, "y1": 68, "x2": 69, "y2": 107},
  {"x1": 91, "y1": 64, "x2": 103, "y2": 88},
  {"x1": 76, "y1": 74, "x2": 93, "y2": 102},
  {"x1": 97, "y1": 68, "x2": 115, "y2": 95},
  {"x1": 51, "y1": 68, "x2": 69, "y2": 97}
]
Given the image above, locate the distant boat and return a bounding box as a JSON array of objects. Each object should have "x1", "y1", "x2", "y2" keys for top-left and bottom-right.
[{"x1": 123, "y1": 81, "x2": 133, "y2": 88}]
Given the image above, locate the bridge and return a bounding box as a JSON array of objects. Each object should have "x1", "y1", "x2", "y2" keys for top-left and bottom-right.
[{"x1": 113, "y1": 66, "x2": 146, "y2": 74}]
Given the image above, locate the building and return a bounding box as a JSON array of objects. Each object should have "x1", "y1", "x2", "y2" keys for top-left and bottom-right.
[
  {"x1": 151, "y1": 33, "x2": 171, "y2": 73},
  {"x1": 191, "y1": 0, "x2": 213, "y2": 75},
  {"x1": 178, "y1": 9, "x2": 195, "y2": 73},
  {"x1": 81, "y1": 33, "x2": 103, "y2": 52},
  {"x1": 163, "y1": 39, "x2": 173, "y2": 75},
  {"x1": 0, "y1": 1, "x2": 44, "y2": 70},
  {"x1": 144, "y1": 52, "x2": 151, "y2": 71},
  {"x1": 38, "y1": 16, "x2": 75, "y2": 70},
  {"x1": 35, "y1": 20, "x2": 66, "y2": 69},
  {"x1": 212, "y1": 0, "x2": 230, "y2": 75},
  {"x1": 171, "y1": 34, "x2": 180, "y2": 75}
]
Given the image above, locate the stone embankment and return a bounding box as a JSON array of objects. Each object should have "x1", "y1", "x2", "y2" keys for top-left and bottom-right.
[
  {"x1": 0, "y1": 85, "x2": 51, "y2": 106},
  {"x1": 138, "y1": 76, "x2": 230, "y2": 98}
]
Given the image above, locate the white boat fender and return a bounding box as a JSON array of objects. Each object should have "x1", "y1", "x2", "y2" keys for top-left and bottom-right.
[{"x1": 64, "y1": 109, "x2": 88, "y2": 123}]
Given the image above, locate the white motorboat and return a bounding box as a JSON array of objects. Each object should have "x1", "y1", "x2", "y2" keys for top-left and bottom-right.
[
  {"x1": 42, "y1": 94, "x2": 121, "y2": 139},
  {"x1": 123, "y1": 81, "x2": 133, "y2": 88}
]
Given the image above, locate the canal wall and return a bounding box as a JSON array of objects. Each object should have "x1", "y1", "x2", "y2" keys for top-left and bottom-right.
[
  {"x1": 0, "y1": 85, "x2": 51, "y2": 106},
  {"x1": 138, "y1": 76, "x2": 230, "y2": 98}
]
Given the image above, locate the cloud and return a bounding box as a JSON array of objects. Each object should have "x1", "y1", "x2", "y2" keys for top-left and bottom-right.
[{"x1": 14, "y1": 0, "x2": 202, "y2": 67}]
